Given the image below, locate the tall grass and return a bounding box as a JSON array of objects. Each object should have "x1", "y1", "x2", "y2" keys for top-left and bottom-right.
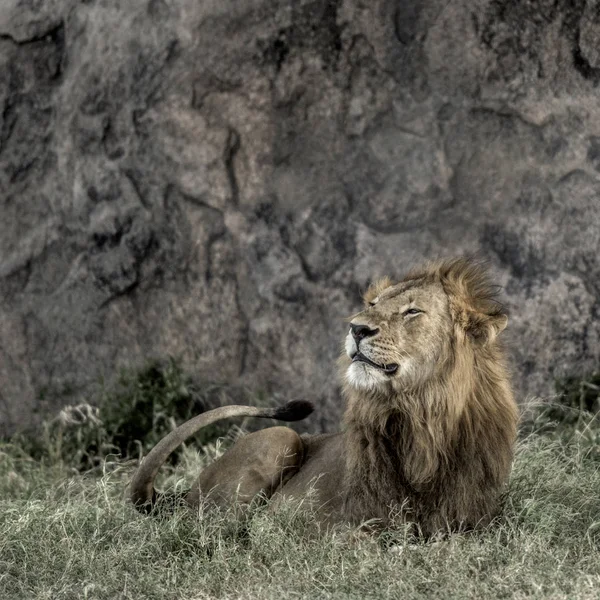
[{"x1": 1, "y1": 411, "x2": 599, "y2": 600}]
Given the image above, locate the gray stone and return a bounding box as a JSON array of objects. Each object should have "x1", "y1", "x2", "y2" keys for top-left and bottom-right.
[{"x1": 1, "y1": 0, "x2": 600, "y2": 435}]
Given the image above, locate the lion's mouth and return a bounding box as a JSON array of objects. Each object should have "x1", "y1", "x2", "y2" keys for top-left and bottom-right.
[{"x1": 351, "y1": 352, "x2": 399, "y2": 375}]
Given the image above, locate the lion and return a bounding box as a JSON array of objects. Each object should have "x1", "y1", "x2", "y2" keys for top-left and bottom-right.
[{"x1": 130, "y1": 258, "x2": 519, "y2": 535}]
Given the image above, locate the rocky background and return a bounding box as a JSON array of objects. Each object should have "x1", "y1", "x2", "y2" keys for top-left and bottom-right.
[{"x1": 1, "y1": 0, "x2": 599, "y2": 435}]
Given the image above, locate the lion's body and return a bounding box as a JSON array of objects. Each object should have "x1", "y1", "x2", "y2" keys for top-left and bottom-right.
[
  {"x1": 131, "y1": 258, "x2": 519, "y2": 535},
  {"x1": 272, "y1": 433, "x2": 345, "y2": 521}
]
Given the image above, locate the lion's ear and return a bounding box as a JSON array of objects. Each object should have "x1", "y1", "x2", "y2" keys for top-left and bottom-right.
[
  {"x1": 467, "y1": 312, "x2": 508, "y2": 345},
  {"x1": 363, "y1": 277, "x2": 393, "y2": 306}
]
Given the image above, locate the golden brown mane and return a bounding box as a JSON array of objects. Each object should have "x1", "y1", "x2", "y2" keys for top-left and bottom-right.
[{"x1": 342, "y1": 258, "x2": 518, "y2": 534}]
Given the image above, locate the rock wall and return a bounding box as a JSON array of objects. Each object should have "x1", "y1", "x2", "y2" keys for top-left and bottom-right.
[{"x1": 1, "y1": 0, "x2": 599, "y2": 434}]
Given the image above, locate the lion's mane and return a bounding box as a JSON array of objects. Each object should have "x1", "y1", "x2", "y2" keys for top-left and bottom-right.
[{"x1": 341, "y1": 258, "x2": 518, "y2": 534}]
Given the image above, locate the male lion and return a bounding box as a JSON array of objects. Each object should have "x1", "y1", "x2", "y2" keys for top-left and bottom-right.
[{"x1": 131, "y1": 258, "x2": 518, "y2": 535}]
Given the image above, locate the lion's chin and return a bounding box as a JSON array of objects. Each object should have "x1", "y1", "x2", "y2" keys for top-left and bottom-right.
[{"x1": 346, "y1": 361, "x2": 390, "y2": 391}]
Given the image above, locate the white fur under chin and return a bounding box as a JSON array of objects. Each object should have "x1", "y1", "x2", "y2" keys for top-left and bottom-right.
[
  {"x1": 345, "y1": 332, "x2": 391, "y2": 390},
  {"x1": 346, "y1": 361, "x2": 388, "y2": 390}
]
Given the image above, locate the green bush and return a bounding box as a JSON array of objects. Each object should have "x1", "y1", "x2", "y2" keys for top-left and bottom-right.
[
  {"x1": 552, "y1": 371, "x2": 600, "y2": 422},
  {"x1": 13, "y1": 358, "x2": 243, "y2": 470},
  {"x1": 521, "y1": 371, "x2": 600, "y2": 462}
]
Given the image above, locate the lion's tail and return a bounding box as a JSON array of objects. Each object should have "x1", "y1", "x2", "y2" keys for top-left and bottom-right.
[{"x1": 129, "y1": 400, "x2": 314, "y2": 513}]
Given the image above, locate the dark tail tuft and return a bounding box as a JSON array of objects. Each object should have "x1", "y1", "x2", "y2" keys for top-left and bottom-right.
[{"x1": 271, "y1": 400, "x2": 314, "y2": 422}]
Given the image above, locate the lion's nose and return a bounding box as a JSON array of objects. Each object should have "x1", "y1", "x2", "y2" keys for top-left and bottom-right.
[{"x1": 350, "y1": 323, "x2": 379, "y2": 341}]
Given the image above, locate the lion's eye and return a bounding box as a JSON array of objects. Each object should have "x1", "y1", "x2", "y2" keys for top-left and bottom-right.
[{"x1": 403, "y1": 308, "x2": 422, "y2": 316}]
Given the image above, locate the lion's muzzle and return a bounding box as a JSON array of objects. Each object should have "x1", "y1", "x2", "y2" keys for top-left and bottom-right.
[{"x1": 345, "y1": 322, "x2": 399, "y2": 375}]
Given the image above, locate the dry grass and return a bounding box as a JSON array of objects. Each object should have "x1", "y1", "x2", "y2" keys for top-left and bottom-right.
[{"x1": 1, "y1": 413, "x2": 599, "y2": 600}]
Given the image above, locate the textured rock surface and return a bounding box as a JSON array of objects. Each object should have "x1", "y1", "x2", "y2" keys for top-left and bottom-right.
[{"x1": 1, "y1": 0, "x2": 600, "y2": 435}]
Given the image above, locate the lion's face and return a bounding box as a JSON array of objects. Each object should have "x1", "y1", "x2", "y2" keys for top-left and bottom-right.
[{"x1": 344, "y1": 279, "x2": 454, "y2": 391}]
